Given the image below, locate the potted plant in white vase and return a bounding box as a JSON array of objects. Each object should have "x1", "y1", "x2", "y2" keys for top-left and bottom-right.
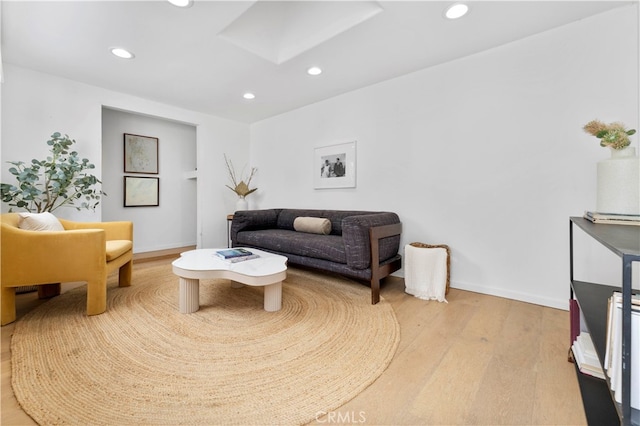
[
  {"x1": 1, "y1": 132, "x2": 105, "y2": 297},
  {"x1": 583, "y1": 120, "x2": 639, "y2": 215},
  {"x1": 1, "y1": 132, "x2": 105, "y2": 213},
  {"x1": 224, "y1": 154, "x2": 257, "y2": 212}
]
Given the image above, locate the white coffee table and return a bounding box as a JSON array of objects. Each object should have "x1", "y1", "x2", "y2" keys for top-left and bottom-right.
[{"x1": 171, "y1": 248, "x2": 288, "y2": 313}]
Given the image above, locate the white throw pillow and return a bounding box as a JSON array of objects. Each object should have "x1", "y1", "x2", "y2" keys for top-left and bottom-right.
[
  {"x1": 293, "y1": 217, "x2": 331, "y2": 235},
  {"x1": 18, "y1": 212, "x2": 64, "y2": 231}
]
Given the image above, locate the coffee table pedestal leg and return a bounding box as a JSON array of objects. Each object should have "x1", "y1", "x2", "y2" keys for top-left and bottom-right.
[
  {"x1": 263, "y1": 282, "x2": 282, "y2": 312},
  {"x1": 179, "y1": 277, "x2": 199, "y2": 313}
]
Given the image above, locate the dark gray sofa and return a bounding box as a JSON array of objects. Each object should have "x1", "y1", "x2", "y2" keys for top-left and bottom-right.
[{"x1": 230, "y1": 209, "x2": 402, "y2": 304}]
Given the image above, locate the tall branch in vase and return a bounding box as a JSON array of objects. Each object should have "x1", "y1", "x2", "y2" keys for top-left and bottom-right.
[{"x1": 224, "y1": 154, "x2": 257, "y2": 199}]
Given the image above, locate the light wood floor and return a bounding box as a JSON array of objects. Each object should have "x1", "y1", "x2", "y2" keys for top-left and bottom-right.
[{"x1": 2, "y1": 257, "x2": 587, "y2": 425}]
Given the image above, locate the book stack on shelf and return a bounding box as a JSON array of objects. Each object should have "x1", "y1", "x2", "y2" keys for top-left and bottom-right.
[
  {"x1": 572, "y1": 331, "x2": 606, "y2": 379},
  {"x1": 215, "y1": 248, "x2": 259, "y2": 263},
  {"x1": 604, "y1": 292, "x2": 640, "y2": 409},
  {"x1": 584, "y1": 211, "x2": 640, "y2": 226}
]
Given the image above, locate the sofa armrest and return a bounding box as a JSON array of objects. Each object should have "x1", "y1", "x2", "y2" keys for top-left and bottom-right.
[
  {"x1": 59, "y1": 219, "x2": 133, "y2": 241},
  {"x1": 230, "y1": 209, "x2": 280, "y2": 244},
  {"x1": 342, "y1": 213, "x2": 401, "y2": 269}
]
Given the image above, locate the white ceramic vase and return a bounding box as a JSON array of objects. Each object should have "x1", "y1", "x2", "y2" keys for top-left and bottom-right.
[
  {"x1": 596, "y1": 146, "x2": 640, "y2": 215},
  {"x1": 235, "y1": 196, "x2": 248, "y2": 212}
]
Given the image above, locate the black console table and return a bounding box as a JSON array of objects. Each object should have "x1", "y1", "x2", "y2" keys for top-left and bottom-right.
[{"x1": 569, "y1": 217, "x2": 639, "y2": 425}]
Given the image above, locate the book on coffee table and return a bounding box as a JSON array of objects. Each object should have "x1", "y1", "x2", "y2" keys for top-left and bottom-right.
[{"x1": 215, "y1": 248, "x2": 259, "y2": 262}]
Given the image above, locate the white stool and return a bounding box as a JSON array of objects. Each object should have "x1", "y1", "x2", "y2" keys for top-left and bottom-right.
[{"x1": 404, "y1": 243, "x2": 450, "y2": 302}]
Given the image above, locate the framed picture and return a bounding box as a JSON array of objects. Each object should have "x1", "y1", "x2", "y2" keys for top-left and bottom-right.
[
  {"x1": 124, "y1": 133, "x2": 158, "y2": 174},
  {"x1": 124, "y1": 176, "x2": 159, "y2": 207},
  {"x1": 314, "y1": 141, "x2": 356, "y2": 189}
]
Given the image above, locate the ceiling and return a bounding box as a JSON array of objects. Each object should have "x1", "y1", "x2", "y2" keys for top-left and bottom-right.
[{"x1": 1, "y1": 1, "x2": 632, "y2": 124}]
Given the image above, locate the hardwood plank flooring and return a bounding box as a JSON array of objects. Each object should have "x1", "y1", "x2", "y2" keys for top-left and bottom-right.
[{"x1": 1, "y1": 258, "x2": 586, "y2": 425}]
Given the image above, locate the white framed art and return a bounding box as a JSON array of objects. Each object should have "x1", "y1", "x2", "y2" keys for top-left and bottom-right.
[
  {"x1": 314, "y1": 141, "x2": 356, "y2": 189},
  {"x1": 124, "y1": 176, "x2": 159, "y2": 207}
]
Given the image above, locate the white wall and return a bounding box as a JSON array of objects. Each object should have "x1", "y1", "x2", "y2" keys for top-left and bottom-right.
[
  {"x1": 102, "y1": 108, "x2": 197, "y2": 253},
  {"x1": 250, "y1": 5, "x2": 639, "y2": 309},
  {"x1": 1, "y1": 65, "x2": 250, "y2": 250}
]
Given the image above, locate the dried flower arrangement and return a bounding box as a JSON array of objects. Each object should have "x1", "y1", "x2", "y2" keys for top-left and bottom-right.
[
  {"x1": 224, "y1": 154, "x2": 257, "y2": 197},
  {"x1": 583, "y1": 119, "x2": 636, "y2": 150}
]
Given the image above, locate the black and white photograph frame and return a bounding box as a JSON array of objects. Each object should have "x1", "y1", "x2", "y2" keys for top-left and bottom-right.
[
  {"x1": 314, "y1": 141, "x2": 356, "y2": 189},
  {"x1": 124, "y1": 176, "x2": 159, "y2": 207},
  {"x1": 124, "y1": 133, "x2": 159, "y2": 174}
]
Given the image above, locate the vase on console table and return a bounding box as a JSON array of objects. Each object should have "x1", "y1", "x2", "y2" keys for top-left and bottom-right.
[
  {"x1": 236, "y1": 196, "x2": 248, "y2": 212},
  {"x1": 596, "y1": 146, "x2": 640, "y2": 215}
]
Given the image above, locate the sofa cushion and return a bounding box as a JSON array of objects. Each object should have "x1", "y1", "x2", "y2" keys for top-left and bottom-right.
[
  {"x1": 18, "y1": 212, "x2": 64, "y2": 231},
  {"x1": 277, "y1": 210, "x2": 331, "y2": 232},
  {"x1": 106, "y1": 240, "x2": 132, "y2": 261},
  {"x1": 236, "y1": 229, "x2": 347, "y2": 264},
  {"x1": 233, "y1": 209, "x2": 279, "y2": 231},
  {"x1": 277, "y1": 209, "x2": 376, "y2": 236},
  {"x1": 293, "y1": 217, "x2": 331, "y2": 235}
]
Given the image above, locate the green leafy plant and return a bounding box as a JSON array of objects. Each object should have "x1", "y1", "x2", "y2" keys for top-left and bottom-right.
[
  {"x1": 583, "y1": 119, "x2": 636, "y2": 150},
  {"x1": 224, "y1": 154, "x2": 257, "y2": 198},
  {"x1": 1, "y1": 132, "x2": 105, "y2": 212}
]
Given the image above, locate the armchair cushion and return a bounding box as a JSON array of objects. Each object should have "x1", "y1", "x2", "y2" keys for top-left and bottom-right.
[
  {"x1": 106, "y1": 240, "x2": 133, "y2": 261},
  {"x1": 18, "y1": 212, "x2": 64, "y2": 231}
]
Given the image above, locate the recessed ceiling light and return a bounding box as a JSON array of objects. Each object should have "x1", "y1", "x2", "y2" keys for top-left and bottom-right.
[
  {"x1": 444, "y1": 3, "x2": 469, "y2": 20},
  {"x1": 110, "y1": 47, "x2": 135, "y2": 59},
  {"x1": 168, "y1": 0, "x2": 193, "y2": 7},
  {"x1": 243, "y1": 92, "x2": 256, "y2": 100},
  {"x1": 307, "y1": 66, "x2": 322, "y2": 76}
]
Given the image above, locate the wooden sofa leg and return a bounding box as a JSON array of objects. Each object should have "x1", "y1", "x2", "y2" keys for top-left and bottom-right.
[
  {"x1": 86, "y1": 279, "x2": 107, "y2": 316},
  {"x1": 371, "y1": 278, "x2": 380, "y2": 305},
  {"x1": 1, "y1": 286, "x2": 17, "y2": 326},
  {"x1": 38, "y1": 283, "x2": 61, "y2": 299},
  {"x1": 119, "y1": 260, "x2": 132, "y2": 287}
]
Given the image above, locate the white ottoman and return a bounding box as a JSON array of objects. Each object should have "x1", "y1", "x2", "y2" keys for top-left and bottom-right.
[{"x1": 404, "y1": 243, "x2": 450, "y2": 302}]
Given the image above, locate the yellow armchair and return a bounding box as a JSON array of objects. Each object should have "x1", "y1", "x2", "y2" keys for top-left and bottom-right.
[{"x1": 1, "y1": 213, "x2": 133, "y2": 325}]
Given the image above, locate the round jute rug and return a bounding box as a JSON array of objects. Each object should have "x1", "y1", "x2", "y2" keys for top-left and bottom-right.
[{"x1": 11, "y1": 264, "x2": 399, "y2": 425}]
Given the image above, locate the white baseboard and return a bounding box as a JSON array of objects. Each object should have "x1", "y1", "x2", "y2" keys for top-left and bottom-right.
[
  {"x1": 134, "y1": 241, "x2": 197, "y2": 255},
  {"x1": 392, "y1": 270, "x2": 567, "y2": 310},
  {"x1": 451, "y1": 280, "x2": 568, "y2": 311},
  {"x1": 133, "y1": 245, "x2": 196, "y2": 262}
]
